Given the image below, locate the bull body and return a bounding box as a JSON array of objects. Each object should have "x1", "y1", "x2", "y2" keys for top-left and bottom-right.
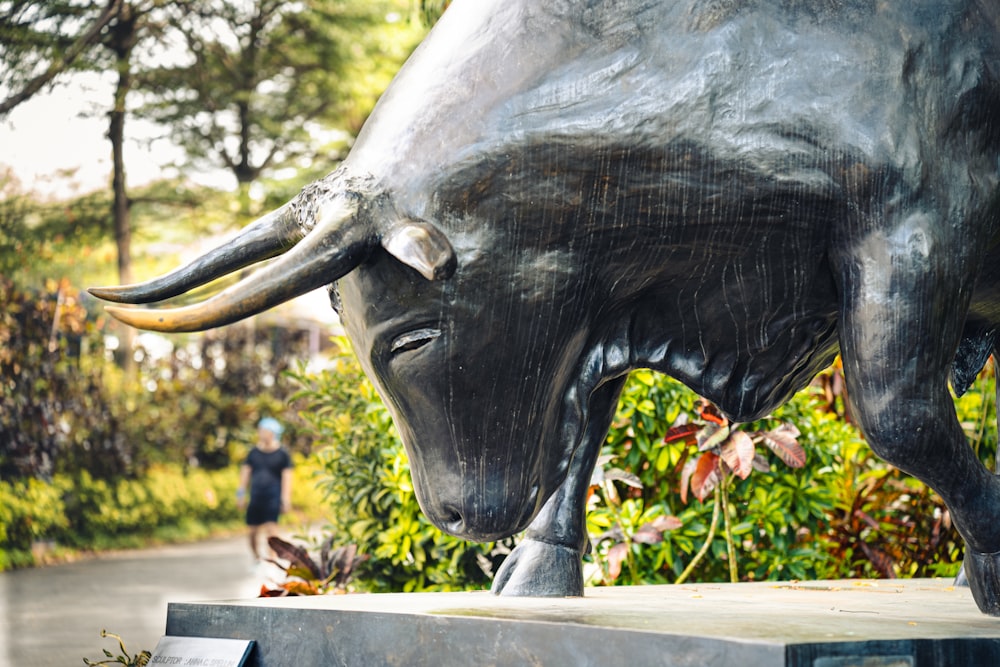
[{"x1": 92, "y1": 0, "x2": 1000, "y2": 612}]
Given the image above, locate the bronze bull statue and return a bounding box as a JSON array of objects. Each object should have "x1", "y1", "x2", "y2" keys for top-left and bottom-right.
[{"x1": 91, "y1": 0, "x2": 1000, "y2": 613}]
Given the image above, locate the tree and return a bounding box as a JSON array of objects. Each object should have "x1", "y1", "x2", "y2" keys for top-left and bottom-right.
[
  {"x1": 139, "y1": 0, "x2": 423, "y2": 212},
  {"x1": 0, "y1": 0, "x2": 186, "y2": 292},
  {"x1": 0, "y1": 168, "x2": 35, "y2": 276},
  {"x1": 0, "y1": 0, "x2": 123, "y2": 115}
]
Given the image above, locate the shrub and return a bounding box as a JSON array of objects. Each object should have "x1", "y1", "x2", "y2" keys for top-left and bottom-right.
[
  {"x1": 0, "y1": 465, "x2": 250, "y2": 568},
  {"x1": 1, "y1": 277, "x2": 317, "y2": 482},
  {"x1": 587, "y1": 371, "x2": 849, "y2": 585},
  {"x1": 0, "y1": 477, "x2": 70, "y2": 568},
  {"x1": 588, "y1": 363, "x2": 995, "y2": 585},
  {"x1": 0, "y1": 276, "x2": 135, "y2": 480}
]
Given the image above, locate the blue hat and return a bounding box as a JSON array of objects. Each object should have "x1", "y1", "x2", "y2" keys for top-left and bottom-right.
[{"x1": 258, "y1": 417, "x2": 284, "y2": 437}]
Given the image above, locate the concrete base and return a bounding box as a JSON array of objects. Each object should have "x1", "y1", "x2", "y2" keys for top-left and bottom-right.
[{"x1": 165, "y1": 578, "x2": 1000, "y2": 666}]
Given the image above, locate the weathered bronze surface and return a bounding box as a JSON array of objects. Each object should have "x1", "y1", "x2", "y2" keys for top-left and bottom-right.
[{"x1": 91, "y1": 0, "x2": 1000, "y2": 613}]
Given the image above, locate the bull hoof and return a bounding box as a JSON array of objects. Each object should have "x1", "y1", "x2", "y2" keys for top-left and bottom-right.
[
  {"x1": 490, "y1": 539, "x2": 583, "y2": 597},
  {"x1": 962, "y1": 548, "x2": 1000, "y2": 615}
]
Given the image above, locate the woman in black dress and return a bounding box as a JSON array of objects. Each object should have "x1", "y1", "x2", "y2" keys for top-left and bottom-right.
[{"x1": 237, "y1": 417, "x2": 293, "y2": 561}]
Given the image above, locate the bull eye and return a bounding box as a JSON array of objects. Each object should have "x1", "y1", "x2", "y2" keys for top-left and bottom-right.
[{"x1": 390, "y1": 327, "x2": 441, "y2": 355}]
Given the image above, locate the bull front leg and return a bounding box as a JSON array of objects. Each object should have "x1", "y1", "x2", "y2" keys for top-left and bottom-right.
[
  {"x1": 834, "y1": 205, "x2": 1000, "y2": 615},
  {"x1": 491, "y1": 376, "x2": 626, "y2": 596}
]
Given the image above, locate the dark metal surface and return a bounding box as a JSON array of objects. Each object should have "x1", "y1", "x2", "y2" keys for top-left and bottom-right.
[{"x1": 92, "y1": 0, "x2": 1000, "y2": 611}]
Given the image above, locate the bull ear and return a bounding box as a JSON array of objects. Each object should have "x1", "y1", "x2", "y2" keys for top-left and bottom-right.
[{"x1": 381, "y1": 220, "x2": 456, "y2": 281}]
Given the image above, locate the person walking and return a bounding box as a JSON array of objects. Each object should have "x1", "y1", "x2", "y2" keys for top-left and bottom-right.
[{"x1": 237, "y1": 417, "x2": 293, "y2": 562}]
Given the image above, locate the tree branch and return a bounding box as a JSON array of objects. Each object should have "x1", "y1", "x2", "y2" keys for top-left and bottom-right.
[{"x1": 0, "y1": 0, "x2": 124, "y2": 117}]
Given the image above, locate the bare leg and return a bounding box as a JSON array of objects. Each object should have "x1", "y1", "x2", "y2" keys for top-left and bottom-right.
[
  {"x1": 259, "y1": 521, "x2": 279, "y2": 560},
  {"x1": 248, "y1": 525, "x2": 261, "y2": 561}
]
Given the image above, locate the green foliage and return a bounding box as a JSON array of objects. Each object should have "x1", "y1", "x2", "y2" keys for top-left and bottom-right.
[
  {"x1": 0, "y1": 168, "x2": 42, "y2": 277},
  {"x1": 0, "y1": 275, "x2": 138, "y2": 480},
  {"x1": 1, "y1": 276, "x2": 316, "y2": 479},
  {"x1": 127, "y1": 322, "x2": 315, "y2": 469},
  {"x1": 0, "y1": 448, "x2": 328, "y2": 570},
  {"x1": 0, "y1": 174, "x2": 241, "y2": 290},
  {"x1": 955, "y1": 360, "x2": 998, "y2": 466},
  {"x1": 0, "y1": 464, "x2": 242, "y2": 569},
  {"x1": 139, "y1": 0, "x2": 424, "y2": 194},
  {"x1": 588, "y1": 365, "x2": 995, "y2": 586},
  {"x1": 587, "y1": 372, "x2": 856, "y2": 585},
  {"x1": 0, "y1": 0, "x2": 119, "y2": 116},
  {"x1": 418, "y1": 0, "x2": 451, "y2": 25},
  {"x1": 288, "y1": 340, "x2": 507, "y2": 592},
  {"x1": 0, "y1": 476, "x2": 69, "y2": 569},
  {"x1": 83, "y1": 630, "x2": 151, "y2": 667}
]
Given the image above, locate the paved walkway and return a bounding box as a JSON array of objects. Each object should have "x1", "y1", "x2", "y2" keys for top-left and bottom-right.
[{"x1": 0, "y1": 534, "x2": 289, "y2": 666}]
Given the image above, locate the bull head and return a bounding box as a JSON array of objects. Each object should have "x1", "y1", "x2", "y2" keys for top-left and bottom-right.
[{"x1": 91, "y1": 167, "x2": 598, "y2": 542}]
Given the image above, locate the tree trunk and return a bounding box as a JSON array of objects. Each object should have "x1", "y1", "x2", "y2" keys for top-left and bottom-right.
[
  {"x1": 110, "y1": 81, "x2": 132, "y2": 288},
  {"x1": 108, "y1": 4, "x2": 138, "y2": 369}
]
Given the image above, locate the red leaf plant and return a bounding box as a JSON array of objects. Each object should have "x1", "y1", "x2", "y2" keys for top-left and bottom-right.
[
  {"x1": 665, "y1": 400, "x2": 808, "y2": 583},
  {"x1": 259, "y1": 535, "x2": 369, "y2": 597}
]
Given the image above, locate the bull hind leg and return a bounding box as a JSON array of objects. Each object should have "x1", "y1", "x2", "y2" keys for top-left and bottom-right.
[
  {"x1": 491, "y1": 377, "x2": 626, "y2": 596},
  {"x1": 949, "y1": 329, "x2": 997, "y2": 588},
  {"x1": 950, "y1": 331, "x2": 1000, "y2": 592},
  {"x1": 835, "y1": 210, "x2": 1000, "y2": 614},
  {"x1": 967, "y1": 339, "x2": 1000, "y2": 606}
]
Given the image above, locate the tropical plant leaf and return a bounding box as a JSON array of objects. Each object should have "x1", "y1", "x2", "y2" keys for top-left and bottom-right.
[
  {"x1": 759, "y1": 426, "x2": 806, "y2": 468},
  {"x1": 778, "y1": 423, "x2": 801, "y2": 438},
  {"x1": 632, "y1": 524, "x2": 664, "y2": 544},
  {"x1": 858, "y1": 540, "x2": 896, "y2": 578},
  {"x1": 690, "y1": 451, "x2": 720, "y2": 502},
  {"x1": 663, "y1": 423, "x2": 701, "y2": 445},
  {"x1": 282, "y1": 580, "x2": 320, "y2": 596},
  {"x1": 335, "y1": 543, "x2": 359, "y2": 575},
  {"x1": 328, "y1": 544, "x2": 369, "y2": 587},
  {"x1": 268, "y1": 536, "x2": 322, "y2": 579},
  {"x1": 697, "y1": 422, "x2": 730, "y2": 452},
  {"x1": 285, "y1": 564, "x2": 317, "y2": 581},
  {"x1": 259, "y1": 584, "x2": 286, "y2": 597},
  {"x1": 698, "y1": 401, "x2": 727, "y2": 425},
  {"x1": 320, "y1": 536, "x2": 333, "y2": 576},
  {"x1": 751, "y1": 452, "x2": 771, "y2": 473},
  {"x1": 680, "y1": 457, "x2": 697, "y2": 504},
  {"x1": 606, "y1": 542, "x2": 629, "y2": 580},
  {"x1": 589, "y1": 455, "x2": 616, "y2": 486},
  {"x1": 720, "y1": 430, "x2": 755, "y2": 480},
  {"x1": 632, "y1": 515, "x2": 683, "y2": 544},
  {"x1": 651, "y1": 515, "x2": 683, "y2": 531}
]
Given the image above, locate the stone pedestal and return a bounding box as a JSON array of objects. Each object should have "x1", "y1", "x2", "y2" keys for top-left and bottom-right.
[{"x1": 164, "y1": 578, "x2": 1000, "y2": 666}]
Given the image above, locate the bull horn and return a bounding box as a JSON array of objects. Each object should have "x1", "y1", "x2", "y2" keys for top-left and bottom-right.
[
  {"x1": 96, "y1": 196, "x2": 373, "y2": 333},
  {"x1": 88, "y1": 203, "x2": 302, "y2": 304}
]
